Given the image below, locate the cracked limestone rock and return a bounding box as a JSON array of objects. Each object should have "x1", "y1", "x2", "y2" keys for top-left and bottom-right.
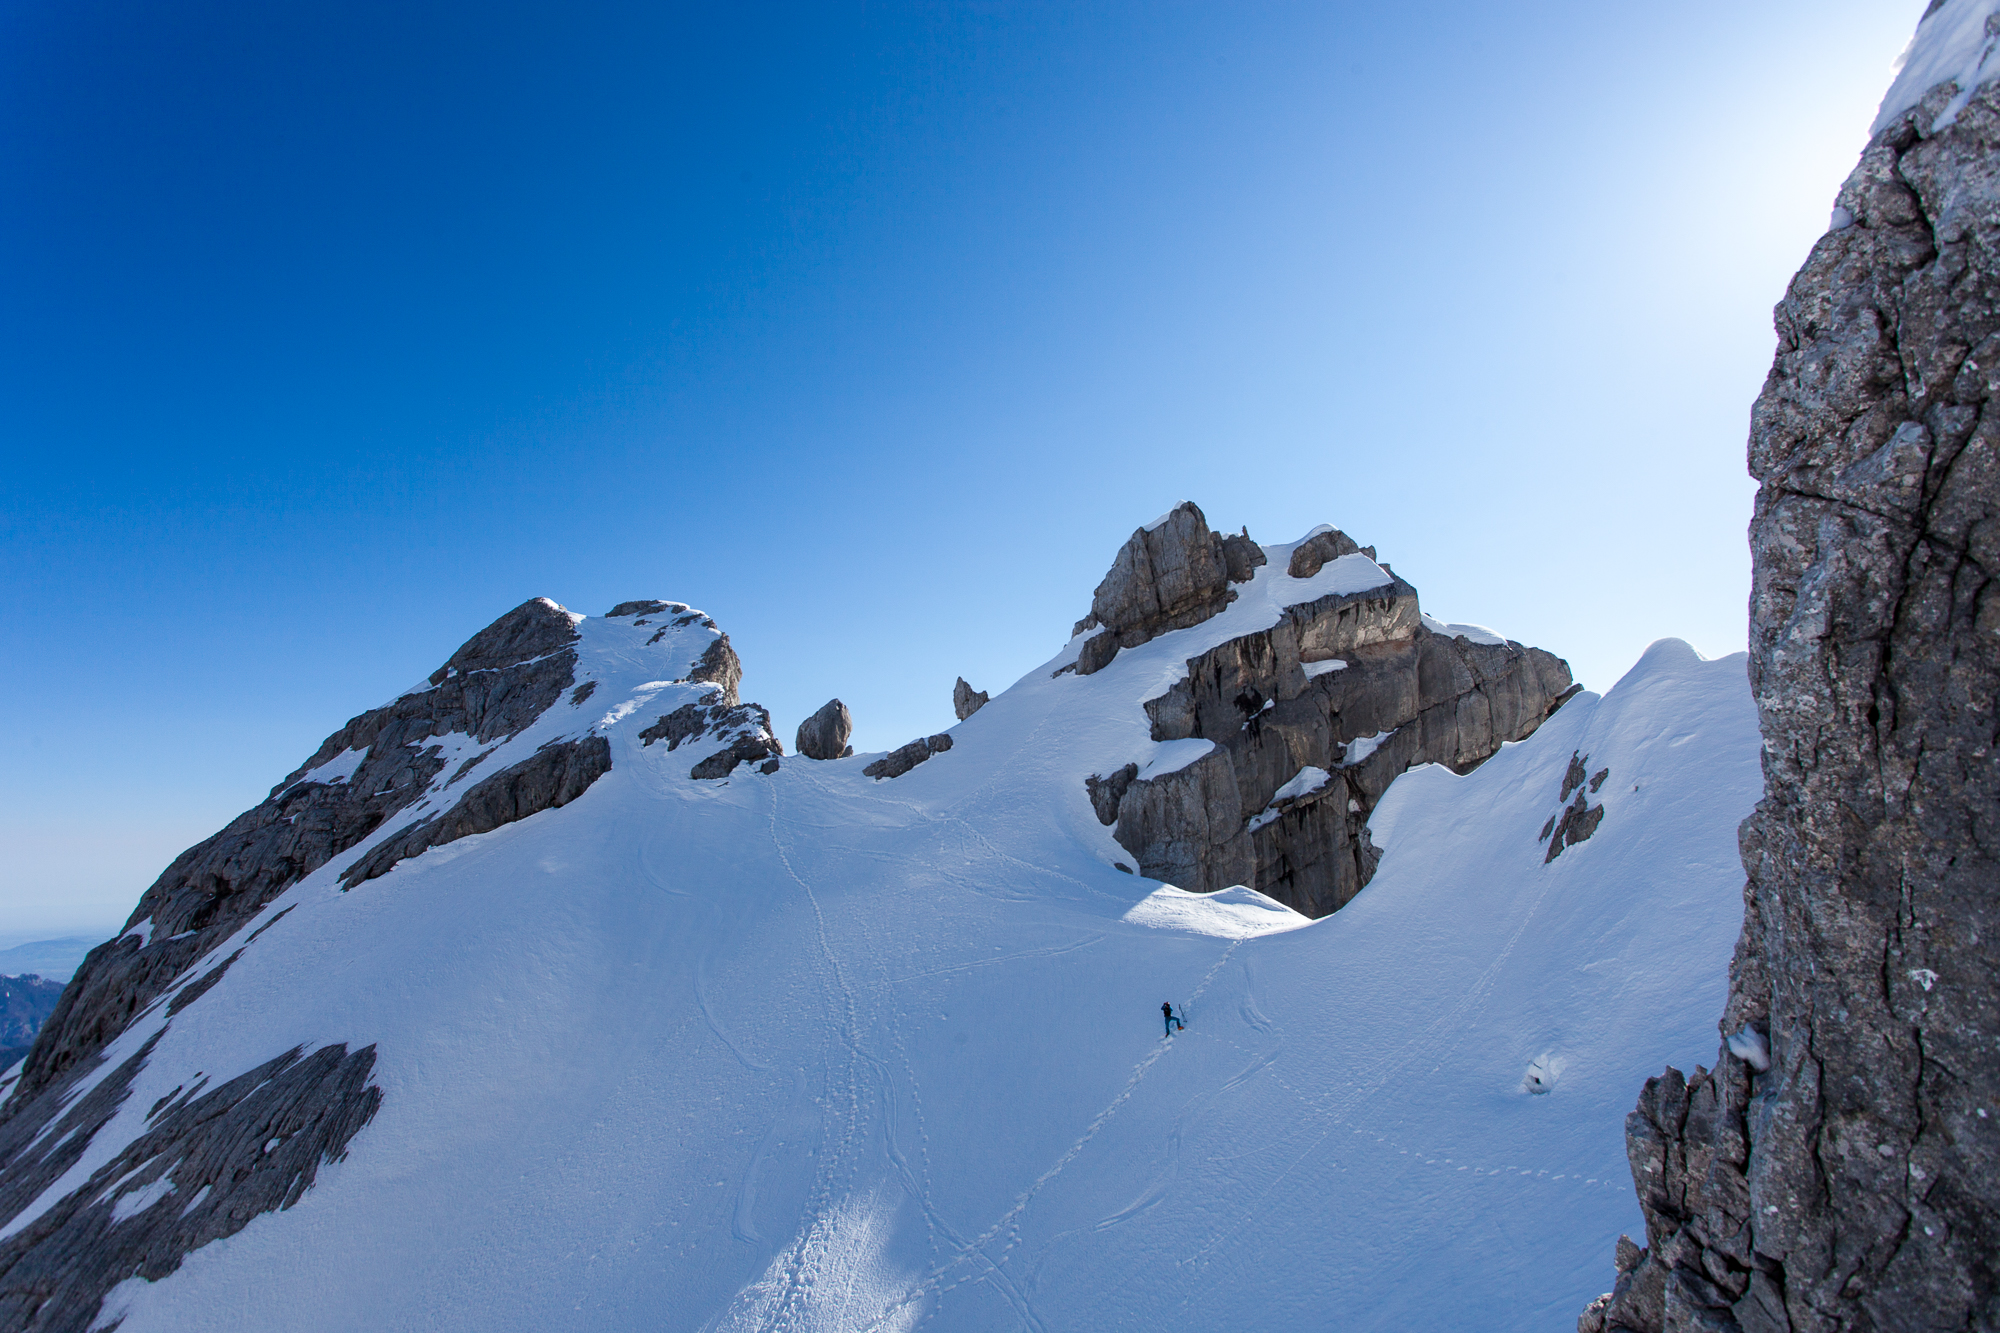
[
  {"x1": 1096, "y1": 537, "x2": 1574, "y2": 919},
  {"x1": 1076, "y1": 503, "x2": 1262, "y2": 675},
  {"x1": 1584, "y1": 64, "x2": 2000, "y2": 1333}
]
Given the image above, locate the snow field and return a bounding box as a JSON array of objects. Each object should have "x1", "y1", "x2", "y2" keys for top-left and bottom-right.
[{"x1": 52, "y1": 538, "x2": 1758, "y2": 1332}]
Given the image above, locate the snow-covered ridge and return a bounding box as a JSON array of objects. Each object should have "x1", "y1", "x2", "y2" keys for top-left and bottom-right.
[
  {"x1": 75, "y1": 626, "x2": 1755, "y2": 1333},
  {"x1": 0, "y1": 514, "x2": 1758, "y2": 1333}
]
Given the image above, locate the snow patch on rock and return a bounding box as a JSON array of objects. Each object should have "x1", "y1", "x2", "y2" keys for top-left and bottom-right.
[{"x1": 1876, "y1": 0, "x2": 2000, "y2": 132}]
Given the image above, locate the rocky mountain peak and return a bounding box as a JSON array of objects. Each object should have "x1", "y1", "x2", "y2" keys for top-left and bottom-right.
[
  {"x1": 0, "y1": 592, "x2": 790, "y2": 1326},
  {"x1": 425, "y1": 596, "x2": 578, "y2": 687},
  {"x1": 1076, "y1": 518, "x2": 1575, "y2": 918},
  {"x1": 1075, "y1": 502, "x2": 1268, "y2": 674}
]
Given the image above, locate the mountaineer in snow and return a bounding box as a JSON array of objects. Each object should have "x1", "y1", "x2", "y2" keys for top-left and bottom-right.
[{"x1": 1162, "y1": 1001, "x2": 1184, "y2": 1036}]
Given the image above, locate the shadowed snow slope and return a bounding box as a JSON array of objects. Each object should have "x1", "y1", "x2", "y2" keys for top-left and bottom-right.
[{"x1": 29, "y1": 596, "x2": 1752, "y2": 1330}]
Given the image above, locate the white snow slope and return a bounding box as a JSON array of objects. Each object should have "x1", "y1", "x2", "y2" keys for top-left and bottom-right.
[{"x1": 33, "y1": 537, "x2": 1759, "y2": 1333}]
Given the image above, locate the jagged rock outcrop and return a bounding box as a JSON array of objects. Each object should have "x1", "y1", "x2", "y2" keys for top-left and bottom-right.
[
  {"x1": 862, "y1": 733, "x2": 952, "y2": 780},
  {"x1": 796, "y1": 698, "x2": 855, "y2": 760},
  {"x1": 689, "y1": 727, "x2": 780, "y2": 780},
  {"x1": 0, "y1": 594, "x2": 779, "y2": 1330},
  {"x1": 685, "y1": 634, "x2": 743, "y2": 706},
  {"x1": 339, "y1": 736, "x2": 612, "y2": 885},
  {"x1": 18, "y1": 597, "x2": 594, "y2": 1107},
  {"x1": 0, "y1": 1033, "x2": 380, "y2": 1332},
  {"x1": 642, "y1": 694, "x2": 780, "y2": 779},
  {"x1": 1583, "y1": 62, "x2": 2000, "y2": 1333},
  {"x1": 1075, "y1": 502, "x2": 1264, "y2": 676},
  {"x1": 1540, "y1": 750, "x2": 1608, "y2": 862},
  {"x1": 1286, "y1": 526, "x2": 1376, "y2": 579},
  {"x1": 1086, "y1": 525, "x2": 1575, "y2": 918},
  {"x1": 952, "y1": 678, "x2": 989, "y2": 721}
]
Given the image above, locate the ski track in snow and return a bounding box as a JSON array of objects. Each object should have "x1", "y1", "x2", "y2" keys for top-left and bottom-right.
[
  {"x1": 761, "y1": 780, "x2": 876, "y2": 1331},
  {"x1": 880, "y1": 939, "x2": 1245, "y2": 1333}
]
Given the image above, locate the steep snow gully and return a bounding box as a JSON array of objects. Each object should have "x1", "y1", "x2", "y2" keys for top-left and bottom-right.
[{"x1": 0, "y1": 525, "x2": 1758, "y2": 1332}]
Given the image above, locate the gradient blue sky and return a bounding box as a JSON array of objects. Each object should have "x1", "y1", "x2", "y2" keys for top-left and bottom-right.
[{"x1": 2, "y1": 1, "x2": 1922, "y2": 937}]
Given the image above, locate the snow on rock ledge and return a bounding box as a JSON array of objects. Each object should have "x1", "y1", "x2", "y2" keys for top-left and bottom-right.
[{"x1": 1076, "y1": 517, "x2": 1578, "y2": 918}]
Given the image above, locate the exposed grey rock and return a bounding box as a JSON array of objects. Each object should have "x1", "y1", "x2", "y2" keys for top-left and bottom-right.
[
  {"x1": 1077, "y1": 632, "x2": 1120, "y2": 676},
  {"x1": 684, "y1": 701, "x2": 782, "y2": 780},
  {"x1": 1561, "y1": 751, "x2": 1590, "y2": 803},
  {"x1": 606, "y1": 599, "x2": 686, "y2": 619},
  {"x1": 1543, "y1": 789, "x2": 1605, "y2": 863},
  {"x1": 428, "y1": 597, "x2": 578, "y2": 691},
  {"x1": 1285, "y1": 527, "x2": 1362, "y2": 580},
  {"x1": 0, "y1": 1033, "x2": 379, "y2": 1332},
  {"x1": 1587, "y1": 73, "x2": 2000, "y2": 1333},
  {"x1": 796, "y1": 699, "x2": 854, "y2": 760},
  {"x1": 1220, "y1": 528, "x2": 1267, "y2": 583},
  {"x1": 1100, "y1": 552, "x2": 1574, "y2": 917},
  {"x1": 952, "y1": 678, "x2": 989, "y2": 721},
  {"x1": 1087, "y1": 764, "x2": 1139, "y2": 826},
  {"x1": 1076, "y1": 502, "x2": 1240, "y2": 675},
  {"x1": 18, "y1": 597, "x2": 586, "y2": 1107},
  {"x1": 862, "y1": 732, "x2": 953, "y2": 781},
  {"x1": 684, "y1": 634, "x2": 742, "y2": 706},
  {"x1": 690, "y1": 733, "x2": 777, "y2": 780},
  {"x1": 640, "y1": 701, "x2": 715, "y2": 750},
  {"x1": 1541, "y1": 753, "x2": 1607, "y2": 862},
  {"x1": 340, "y1": 736, "x2": 612, "y2": 886}
]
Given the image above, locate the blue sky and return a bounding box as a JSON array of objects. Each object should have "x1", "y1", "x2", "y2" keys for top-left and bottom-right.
[{"x1": 1, "y1": 1, "x2": 1921, "y2": 937}]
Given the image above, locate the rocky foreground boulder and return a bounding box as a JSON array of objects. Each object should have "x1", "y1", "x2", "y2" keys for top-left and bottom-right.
[
  {"x1": 952, "y1": 677, "x2": 989, "y2": 721},
  {"x1": 1581, "y1": 43, "x2": 2000, "y2": 1333},
  {"x1": 795, "y1": 698, "x2": 854, "y2": 760},
  {"x1": 1077, "y1": 506, "x2": 1577, "y2": 918}
]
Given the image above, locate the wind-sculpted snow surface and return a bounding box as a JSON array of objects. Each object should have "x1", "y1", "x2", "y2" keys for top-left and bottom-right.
[{"x1": 0, "y1": 527, "x2": 1759, "y2": 1333}]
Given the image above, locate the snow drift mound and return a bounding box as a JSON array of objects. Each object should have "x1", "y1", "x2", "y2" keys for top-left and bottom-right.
[{"x1": 0, "y1": 520, "x2": 1757, "y2": 1333}]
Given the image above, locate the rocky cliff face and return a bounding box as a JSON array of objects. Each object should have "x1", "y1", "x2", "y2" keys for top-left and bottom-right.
[
  {"x1": 0, "y1": 597, "x2": 776, "y2": 1332},
  {"x1": 1583, "y1": 61, "x2": 2000, "y2": 1333},
  {"x1": 1081, "y1": 505, "x2": 1577, "y2": 918}
]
